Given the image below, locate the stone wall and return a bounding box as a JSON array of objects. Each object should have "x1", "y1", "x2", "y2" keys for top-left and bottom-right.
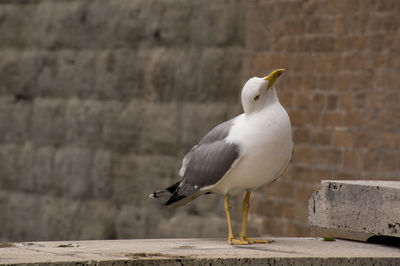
[{"x1": 0, "y1": 0, "x2": 399, "y2": 241}]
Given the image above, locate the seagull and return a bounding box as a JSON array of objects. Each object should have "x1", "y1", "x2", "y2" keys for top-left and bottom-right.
[{"x1": 150, "y1": 69, "x2": 293, "y2": 245}]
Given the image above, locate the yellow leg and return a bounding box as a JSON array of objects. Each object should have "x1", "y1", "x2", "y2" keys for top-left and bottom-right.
[
  {"x1": 224, "y1": 194, "x2": 250, "y2": 245},
  {"x1": 239, "y1": 191, "x2": 272, "y2": 244}
]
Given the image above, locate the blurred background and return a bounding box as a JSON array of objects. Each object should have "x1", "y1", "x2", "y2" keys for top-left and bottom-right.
[{"x1": 0, "y1": 0, "x2": 399, "y2": 241}]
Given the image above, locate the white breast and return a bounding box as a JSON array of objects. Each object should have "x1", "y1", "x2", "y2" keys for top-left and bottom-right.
[{"x1": 211, "y1": 101, "x2": 293, "y2": 196}]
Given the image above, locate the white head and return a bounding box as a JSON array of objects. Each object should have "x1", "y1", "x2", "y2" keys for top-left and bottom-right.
[{"x1": 241, "y1": 69, "x2": 285, "y2": 115}]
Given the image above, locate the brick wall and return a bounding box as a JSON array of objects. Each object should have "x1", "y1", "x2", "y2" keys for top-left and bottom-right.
[
  {"x1": 0, "y1": 0, "x2": 399, "y2": 241},
  {"x1": 243, "y1": 0, "x2": 400, "y2": 237}
]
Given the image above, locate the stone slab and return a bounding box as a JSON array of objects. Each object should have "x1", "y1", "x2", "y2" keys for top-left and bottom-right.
[
  {"x1": 309, "y1": 180, "x2": 400, "y2": 237},
  {"x1": 1, "y1": 238, "x2": 400, "y2": 265}
]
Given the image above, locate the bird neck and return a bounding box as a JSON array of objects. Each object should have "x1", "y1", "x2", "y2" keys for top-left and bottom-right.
[
  {"x1": 265, "y1": 87, "x2": 279, "y2": 105},
  {"x1": 243, "y1": 87, "x2": 279, "y2": 116}
]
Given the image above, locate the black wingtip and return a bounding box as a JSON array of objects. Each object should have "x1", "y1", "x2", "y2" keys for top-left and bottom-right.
[
  {"x1": 152, "y1": 182, "x2": 202, "y2": 207},
  {"x1": 150, "y1": 181, "x2": 181, "y2": 200},
  {"x1": 165, "y1": 194, "x2": 187, "y2": 206}
]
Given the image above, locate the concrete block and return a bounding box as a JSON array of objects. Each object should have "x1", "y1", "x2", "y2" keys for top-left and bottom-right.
[
  {"x1": 0, "y1": 0, "x2": 244, "y2": 50},
  {"x1": 190, "y1": 48, "x2": 242, "y2": 103},
  {"x1": 139, "y1": 102, "x2": 181, "y2": 156},
  {"x1": 65, "y1": 99, "x2": 103, "y2": 148},
  {"x1": 94, "y1": 50, "x2": 147, "y2": 100},
  {"x1": 220, "y1": 48, "x2": 244, "y2": 101},
  {"x1": 198, "y1": 48, "x2": 224, "y2": 100},
  {"x1": 101, "y1": 100, "x2": 146, "y2": 152},
  {"x1": 13, "y1": 51, "x2": 41, "y2": 98},
  {"x1": 92, "y1": 51, "x2": 118, "y2": 99},
  {"x1": 32, "y1": 98, "x2": 67, "y2": 147},
  {"x1": 90, "y1": 149, "x2": 113, "y2": 198},
  {"x1": 0, "y1": 53, "x2": 19, "y2": 95},
  {"x1": 53, "y1": 147, "x2": 92, "y2": 198},
  {"x1": 112, "y1": 50, "x2": 147, "y2": 99},
  {"x1": 153, "y1": 1, "x2": 191, "y2": 45},
  {"x1": 16, "y1": 144, "x2": 35, "y2": 192},
  {"x1": 244, "y1": 3, "x2": 273, "y2": 51},
  {"x1": 0, "y1": 190, "x2": 9, "y2": 241},
  {"x1": 1, "y1": 192, "x2": 44, "y2": 241},
  {"x1": 115, "y1": 204, "x2": 153, "y2": 239},
  {"x1": 146, "y1": 48, "x2": 243, "y2": 103},
  {"x1": 111, "y1": 0, "x2": 152, "y2": 47},
  {"x1": 148, "y1": 48, "x2": 184, "y2": 102},
  {"x1": 179, "y1": 102, "x2": 229, "y2": 152},
  {"x1": 33, "y1": 1, "x2": 114, "y2": 49},
  {"x1": 111, "y1": 154, "x2": 179, "y2": 205},
  {"x1": 0, "y1": 97, "x2": 32, "y2": 143},
  {"x1": 0, "y1": 3, "x2": 37, "y2": 49},
  {"x1": 0, "y1": 144, "x2": 19, "y2": 190},
  {"x1": 156, "y1": 210, "x2": 228, "y2": 239},
  {"x1": 0, "y1": 51, "x2": 39, "y2": 97},
  {"x1": 37, "y1": 51, "x2": 95, "y2": 98},
  {"x1": 1, "y1": 144, "x2": 52, "y2": 194},
  {"x1": 32, "y1": 146, "x2": 56, "y2": 192},
  {"x1": 309, "y1": 180, "x2": 400, "y2": 237},
  {"x1": 171, "y1": 49, "x2": 202, "y2": 102},
  {"x1": 34, "y1": 52, "x2": 58, "y2": 97},
  {"x1": 1, "y1": 191, "x2": 117, "y2": 241},
  {"x1": 39, "y1": 196, "x2": 117, "y2": 241},
  {"x1": 191, "y1": 0, "x2": 243, "y2": 46},
  {"x1": 67, "y1": 199, "x2": 118, "y2": 240}
]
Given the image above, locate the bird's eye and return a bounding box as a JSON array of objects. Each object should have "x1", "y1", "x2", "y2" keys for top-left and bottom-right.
[{"x1": 253, "y1": 95, "x2": 260, "y2": 101}]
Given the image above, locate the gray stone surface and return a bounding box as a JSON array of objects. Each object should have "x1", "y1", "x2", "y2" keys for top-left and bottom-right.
[
  {"x1": 1, "y1": 238, "x2": 399, "y2": 266},
  {"x1": 309, "y1": 180, "x2": 400, "y2": 237}
]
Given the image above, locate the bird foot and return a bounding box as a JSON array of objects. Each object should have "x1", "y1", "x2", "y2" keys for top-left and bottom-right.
[
  {"x1": 240, "y1": 235, "x2": 273, "y2": 244},
  {"x1": 228, "y1": 237, "x2": 251, "y2": 245}
]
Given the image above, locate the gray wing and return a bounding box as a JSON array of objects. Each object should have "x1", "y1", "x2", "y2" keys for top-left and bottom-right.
[
  {"x1": 165, "y1": 119, "x2": 240, "y2": 206},
  {"x1": 179, "y1": 118, "x2": 236, "y2": 177},
  {"x1": 183, "y1": 139, "x2": 239, "y2": 188}
]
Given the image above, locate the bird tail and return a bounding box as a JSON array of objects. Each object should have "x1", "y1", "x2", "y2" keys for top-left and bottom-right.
[
  {"x1": 149, "y1": 181, "x2": 205, "y2": 207},
  {"x1": 164, "y1": 182, "x2": 203, "y2": 207},
  {"x1": 149, "y1": 182, "x2": 180, "y2": 199}
]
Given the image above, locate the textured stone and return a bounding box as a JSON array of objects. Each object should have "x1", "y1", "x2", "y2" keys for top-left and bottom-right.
[
  {"x1": 111, "y1": 154, "x2": 179, "y2": 205},
  {"x1": 33, "y1": 146, "x2": 56, "y2": 193},
  {"x1": 101, "y1": 100, "x2": 146, "y2": 153},
  {"x1": 0, "y1": 51, "x2": 39, "y2": 97},
  {"x1": 31, "y1": 98, "x2": 67, "y2": 147},
  {"x1": 0, "y1": 3, "x2": 37, "y2": 49},
  {"x1": 53, "y1": 147, "x2": 93, "y2": 198},
  {"x1": 0, "y1": 97, "x2": 32, "y2": 143},
  {"x1": 65, "y1": 99, "x2": 103, "y2": 148},
  {"x1": 37, "y1": 51, "x2": 95, "y2": 98},
  {"x1": 90, "y1": 150, "x2": 113, "y2": 198},
  {"x1": 245, "y1": 4, "x2": 273, "y2": 51},
  {"x1": 309, "y1": 180, "x2": 400, "y2": 237},
  {"x1": 157, "y1": 211, "x2": 233, "y2": 239},
  {"x1": 0, "y1": 144, "x2": 19, "y2": 190},
  {"x1": 0, "y1": 191, "x2": 117, "y2": 241},
  {"x1": 139, "y1": 102, "x2": 181, "y2": 155},
  {"x1": 1, "y1": 238, "x2": 400, "y2": 265},
  {"x1": 179, "y1": 102, "x2": 229, "y2": 151}
]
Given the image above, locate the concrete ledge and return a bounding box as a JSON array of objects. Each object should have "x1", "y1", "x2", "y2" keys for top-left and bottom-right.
[
  {"x1": 1, "y1": 238, "x2": 400, "y2": 265},
  {"x1": 309, "y1": 180, "x2": 400, "y2": 237}
]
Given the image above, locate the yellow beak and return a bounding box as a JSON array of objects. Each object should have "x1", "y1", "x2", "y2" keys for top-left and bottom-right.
[{"x1": 264, "y1": 69, "x2": 285, "y2": 89}]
